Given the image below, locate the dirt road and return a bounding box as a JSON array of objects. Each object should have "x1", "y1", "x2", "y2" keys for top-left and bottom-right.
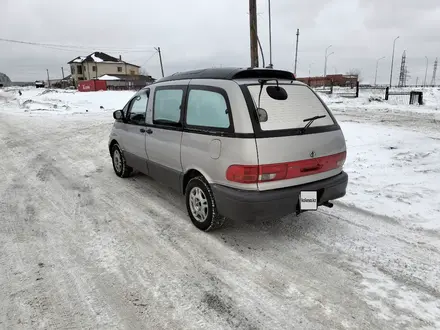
[{"x1": 1, "y1": 113, "x2": 439, "y2": 329}]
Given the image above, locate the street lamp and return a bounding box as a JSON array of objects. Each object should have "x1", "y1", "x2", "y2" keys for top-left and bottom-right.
[
  {"x1": 389, "y1": 36, "x2": 399, "y2": 87},
  {"x1": 424, "y1": 56, "x2": 429, "y2": 87},
  {"x1": 324, "y1": 45, "x2": 332, "y2": 76},
  {"x1": 375, "y1": 56, "x2": 385, "y2": 86},
  {"x1": 325, "y1": 51, "x2": 334, "y2": 77}
]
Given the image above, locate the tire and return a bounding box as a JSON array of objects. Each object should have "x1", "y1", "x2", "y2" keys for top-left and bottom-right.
[
  {"x1": 185, "y1": 176, "x2": 225, "y2": 232},
  {"x1": 111, "y1": 144, "x2": 133, "y2": 178}
]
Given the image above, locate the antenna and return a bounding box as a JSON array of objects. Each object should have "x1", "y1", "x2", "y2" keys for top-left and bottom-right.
[{"x1": 294, "y1": 29, "x2": 300, "y2": 75}]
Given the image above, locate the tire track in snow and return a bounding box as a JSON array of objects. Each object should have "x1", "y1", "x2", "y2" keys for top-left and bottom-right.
[{"x1": 1, "y1": 112, "x2": 440, "y2": 329}]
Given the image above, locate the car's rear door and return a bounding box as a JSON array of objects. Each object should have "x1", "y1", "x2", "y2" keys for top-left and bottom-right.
[{"x1": 244, "y1": 82, "x2": 346, "y2": 191}]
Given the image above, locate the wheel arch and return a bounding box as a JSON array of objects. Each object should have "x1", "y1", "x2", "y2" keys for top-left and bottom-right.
[
  {"x1": 182, "y1": 167, "x2": 214, "y2": 195},
  {"x1": 109, "y1": 139, "x2": 120, "y2": 156}
]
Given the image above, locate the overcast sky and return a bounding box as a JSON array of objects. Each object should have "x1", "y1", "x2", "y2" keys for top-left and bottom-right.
[{"x1": 1, "y1": 0, "x2": 440, "y2": 84}]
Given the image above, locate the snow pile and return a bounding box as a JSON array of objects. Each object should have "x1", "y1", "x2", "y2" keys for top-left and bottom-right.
[
  {"x1": 0, "y1": 87, "x2": 134, "y2": 115},
  {"x1": 0, "y1": 89, "x2": 18, "y2": 105},
  {"x1": 341, "y1": 121, "x2": 440, "y2": 231}
]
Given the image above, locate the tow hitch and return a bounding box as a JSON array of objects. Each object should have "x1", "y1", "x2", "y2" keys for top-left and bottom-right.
[{"x1": 322, "y1": 201, "x2": 334, "y2": 208}]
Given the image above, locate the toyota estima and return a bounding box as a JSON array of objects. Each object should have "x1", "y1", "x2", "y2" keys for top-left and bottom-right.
[{"x1": 109, "y1": 67, "x2": 348, "y2": 231}]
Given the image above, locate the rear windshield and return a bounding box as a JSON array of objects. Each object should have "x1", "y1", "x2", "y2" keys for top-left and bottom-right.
[{"x1": 247, "y1": 84, "x2": 334, "y2": 131}]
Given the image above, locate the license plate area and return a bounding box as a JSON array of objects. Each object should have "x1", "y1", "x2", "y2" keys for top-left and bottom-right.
[{"x1": 299, "y1": 191, "x2": 318, "y2": 211}]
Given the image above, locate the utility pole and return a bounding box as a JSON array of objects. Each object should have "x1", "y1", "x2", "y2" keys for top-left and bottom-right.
[
  {"x1": 249, "y1": 0, "x2": 259, "y2": 68},
  {"x1": 294, "y1": 29, "x2": 299, "y2": 76},
  {"x1": 155, "y1": 47, "x2": 165, "y2": 78},
  {"x1": 267, "y1": 0, "x2": 273, "y2": 68},
  {"x1": 416, "y1": 77, "x2": 419, "y2": 87},
  {"x1": 61, "y1": 67, "x2": 65, "y2": 79},
  {"x1": 389, "y1": 36, "x2": 399, "y2": 87},
  {"x1": 46, "y1": 69, "x2": 51, "y2": 88},
  {"x1": 375, "y1": 56, "x2": 385, "y2": 86}
]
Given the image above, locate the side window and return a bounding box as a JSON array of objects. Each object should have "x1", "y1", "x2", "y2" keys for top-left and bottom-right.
[
  {"x1": 186, "y1": 89, "x2": 230, "y2": 129},
  {"x1": 127, "y1": 91, "x2": 149, "y2": 124},
  {"x1": 153, "y1": 89, "x2": 183, "y2": 124}
]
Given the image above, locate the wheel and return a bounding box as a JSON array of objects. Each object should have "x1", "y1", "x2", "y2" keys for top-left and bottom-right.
[
  {"x1": 185, "y1": 176, "x2": 225, "y2": 231},
  {"x1": 111, "y1": 144, "x2": 133, "y2": 178}
]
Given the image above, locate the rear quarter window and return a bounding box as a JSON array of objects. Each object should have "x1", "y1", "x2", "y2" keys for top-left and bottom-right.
[
  {"x1": 186, "y1": 89, "x2": 230, "y2": 129},
  {"x1": 247, "y1": 84, "x2": 335, "y2": 131}
]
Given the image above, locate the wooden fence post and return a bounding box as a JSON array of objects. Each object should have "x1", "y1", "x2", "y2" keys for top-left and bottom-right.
[
  {"x1": 356, "y1": 81, "x2": 360, "y2": 98},
  {"x1": 385, "y1": 87, "x2": 389, "y2": 100}
]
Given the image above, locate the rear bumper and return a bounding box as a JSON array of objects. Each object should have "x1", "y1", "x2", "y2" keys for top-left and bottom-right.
[{"x1": 211, "y1": 171, "x2": 348, "y2": 221}]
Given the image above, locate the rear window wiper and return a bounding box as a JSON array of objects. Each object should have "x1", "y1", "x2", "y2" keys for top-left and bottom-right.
[{"x1": 300, "y1": 115, "x2": 326, "y2": 134}]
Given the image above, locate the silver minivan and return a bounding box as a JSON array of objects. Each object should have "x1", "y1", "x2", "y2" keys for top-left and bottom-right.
[{"x1": 109, "y1": 68, "x2": 348, "y2": 231}]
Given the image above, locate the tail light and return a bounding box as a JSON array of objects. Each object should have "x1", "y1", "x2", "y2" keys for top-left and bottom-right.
[
  {"x1": 226, "y1": 165, "x2": 259, "y2": 183},
  {"x1": 259, "y1": 164, "x2": 287, "y2": 181},
  {"x1": 226, "y1": 151, "x2": 346, "y2": 184},
  {"x1": 336, "y1": 151, "x2": 346, "y2": 167}
]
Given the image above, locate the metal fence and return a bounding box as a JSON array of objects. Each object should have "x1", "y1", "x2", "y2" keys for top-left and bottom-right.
[{"x1": 313, "y1": 84, "x2": 425, "y2": 105}]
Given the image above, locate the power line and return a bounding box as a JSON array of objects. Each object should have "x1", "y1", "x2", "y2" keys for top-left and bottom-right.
[
  {"x1": 139, "y1": 51, "x2": 159, "y2": 68},
  {"x1": 0, "y1": 37, "x2": 156, "y2": 53}
]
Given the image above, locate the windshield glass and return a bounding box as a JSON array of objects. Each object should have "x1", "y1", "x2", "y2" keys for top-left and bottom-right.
[{"x1": 247, "y1": 84, "x2": 335, "y2": 131}]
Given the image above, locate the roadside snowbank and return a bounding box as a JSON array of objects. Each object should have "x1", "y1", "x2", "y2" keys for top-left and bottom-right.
[
  {"x1": 318, "y1": 87, "x2": 440, "y2": 119},
  {"x1": 341, "y1": 121, "x2": 440, "y2": 231},
  {"x1": 1, "y1": 87, "x2": 134, "y2": 115}
]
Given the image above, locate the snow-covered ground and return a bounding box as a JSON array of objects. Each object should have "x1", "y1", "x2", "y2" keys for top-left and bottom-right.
[
  {"x1": 0, "y1": 86, "x2": 134, "y2": 115},
  {"x1": 342, "y1": 121, "x2": 440, "y2": 231},
  {"x1": 1, "y1": 86, "x2": 439, "y2": 329},
  {"x1": 320, "y1": 86, "x2": 440, "y2": 118}
]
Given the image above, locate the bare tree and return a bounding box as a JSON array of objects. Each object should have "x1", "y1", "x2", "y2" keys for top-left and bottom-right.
[{"x1": 346, "y1": 68, "x2": 363, "y2": 82}]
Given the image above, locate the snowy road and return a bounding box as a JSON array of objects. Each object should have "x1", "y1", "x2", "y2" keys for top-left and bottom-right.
[{"x1": 1, "y1": 111, "x2": 439, "y2": 328}]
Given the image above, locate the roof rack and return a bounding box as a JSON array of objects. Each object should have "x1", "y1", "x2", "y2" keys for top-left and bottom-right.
[{"x1": 155, "y1": 67, "x2": 296, "y2": 83}]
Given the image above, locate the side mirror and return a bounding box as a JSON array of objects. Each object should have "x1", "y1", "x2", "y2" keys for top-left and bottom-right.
[
  {"x1": 256, "y1": 108, "x2": 268, "y2": 122},
  {"x1": 266, "y1": 85, "x2": 288, "y2": 100},
  {"x1": 113, "y1": 110, "x2": 124, "y2": 120}
]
